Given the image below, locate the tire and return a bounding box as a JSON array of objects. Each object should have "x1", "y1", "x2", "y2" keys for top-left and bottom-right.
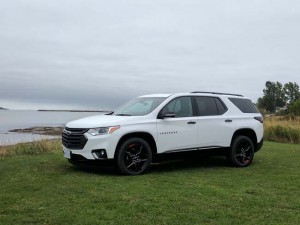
[
  {"x1": 116, "y1": 137, "x2": 152, "y2": 175},
  {"x1": 228, "y1": 136, "x2": 255, "y2": 167}
]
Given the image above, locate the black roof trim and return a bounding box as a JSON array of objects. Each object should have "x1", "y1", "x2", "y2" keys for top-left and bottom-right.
[{"x1": 190, "y1": 91, "x2": 243, "y2": 97}]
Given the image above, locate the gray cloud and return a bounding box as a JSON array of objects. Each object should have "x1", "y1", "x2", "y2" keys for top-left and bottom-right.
[{"x1": 0, "y1": 0, "x2": 300, "y2": 109}]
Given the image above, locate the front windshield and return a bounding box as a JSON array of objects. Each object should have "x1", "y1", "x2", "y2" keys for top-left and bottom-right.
[{"x1": 113, "y1": 97, "x2": 167, "y2": 116}]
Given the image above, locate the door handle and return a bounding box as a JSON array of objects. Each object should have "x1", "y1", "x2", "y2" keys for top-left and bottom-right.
[
  {"x1": 225, "y1": 119, "x2": 232, "y2": 123},
  {"x1": 187, "y1": 121, "x2": 196, "y2": 124}
]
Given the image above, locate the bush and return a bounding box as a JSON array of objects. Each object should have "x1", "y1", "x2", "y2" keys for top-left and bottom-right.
[{"x1": 288, "y1": 99, "x2": 300, "y2": 116}]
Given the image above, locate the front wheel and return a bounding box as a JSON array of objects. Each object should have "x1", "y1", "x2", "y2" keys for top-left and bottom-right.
[
  {"x1": 228, "y1": 136, "x2": 255, "y2": 167},
  {"x1": 116, "y1": 138, "x2": 152, "y2": 175}
]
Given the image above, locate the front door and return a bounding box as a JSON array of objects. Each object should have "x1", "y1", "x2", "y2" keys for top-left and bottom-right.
[{"x1": 156, "y1": 96, "x2": 198, "y2": 153}]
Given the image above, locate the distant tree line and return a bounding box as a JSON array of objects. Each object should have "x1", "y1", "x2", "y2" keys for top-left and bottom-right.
[{"x1": 257, "y1": 81, "x2": 300, "y2": 115}]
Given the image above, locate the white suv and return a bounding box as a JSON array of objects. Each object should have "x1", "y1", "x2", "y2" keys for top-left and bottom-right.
[{"x1": 62, "y1": 92, "x2": 264, "y2": 175}]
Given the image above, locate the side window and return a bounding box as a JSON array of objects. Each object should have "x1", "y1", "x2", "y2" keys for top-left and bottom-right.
[
  {"x1": 229, "y1": 98, "x2": 259, "y2": 113},
  {"x1": 195, "y1": 97, "x2": 218, "y2": 116},
  {"x1": 162, "y1": 97, "x2": 193, "y2": 118}
]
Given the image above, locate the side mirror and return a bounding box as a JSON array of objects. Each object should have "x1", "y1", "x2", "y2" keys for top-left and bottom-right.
[
  {"x1": 158, "y1": 112, "x2": 175, "y2": 119},
  {"x1": 163, "y1": 113, "x2": 175, "y2": 118}
]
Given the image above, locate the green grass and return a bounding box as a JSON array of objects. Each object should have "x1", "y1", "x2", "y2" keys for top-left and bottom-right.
[{"x1": 0, "y1": 142, "x2": 299, "y2": 225}]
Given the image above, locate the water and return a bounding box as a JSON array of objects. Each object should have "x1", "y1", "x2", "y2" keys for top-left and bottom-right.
[{"x1": 0, "y1": 110, "x2": 104, "y2": 145}]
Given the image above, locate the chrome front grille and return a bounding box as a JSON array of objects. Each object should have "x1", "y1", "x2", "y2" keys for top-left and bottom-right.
[{"x1": 62, "y1": 127, "x2": 88, "y2": 150}]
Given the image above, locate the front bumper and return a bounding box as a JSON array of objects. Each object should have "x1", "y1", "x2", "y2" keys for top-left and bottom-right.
[{"x1": 62, "y1": 132, "x2": 119, "y2": 160}]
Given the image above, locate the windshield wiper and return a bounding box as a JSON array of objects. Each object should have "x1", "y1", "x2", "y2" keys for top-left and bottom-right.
[
  {"x1": 105, "y1": 111, "x2": 114, "y2": 115},
  {"x1": 114, "y1": 113, "x2": 132, "y2": 116}
]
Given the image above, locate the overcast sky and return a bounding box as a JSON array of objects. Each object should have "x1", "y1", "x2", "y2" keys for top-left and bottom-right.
[{"x1": 0, "y1": 0, "x2": 300, "y2": 110}]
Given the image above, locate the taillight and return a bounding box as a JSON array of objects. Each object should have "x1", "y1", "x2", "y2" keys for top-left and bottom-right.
[{"x1": 254, "y1": 116, "x2": 263, "y2": 123}]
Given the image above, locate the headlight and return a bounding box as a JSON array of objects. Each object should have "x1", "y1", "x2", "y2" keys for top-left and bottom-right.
[{"x1": 87, "y1": 126, "x2": 120, "y2": 136}]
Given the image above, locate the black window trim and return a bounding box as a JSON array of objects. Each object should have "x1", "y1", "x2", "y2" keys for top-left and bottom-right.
[
  {"x1": 157, "y1": 95, "x2": 228, "y2": 119},
  {"x1": 214, "y1": 97, "x2": 228, "y2": 115}
]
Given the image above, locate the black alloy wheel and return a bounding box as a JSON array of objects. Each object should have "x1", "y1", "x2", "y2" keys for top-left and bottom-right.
[
  {"x1": 116, "y1": 138, "x2": 152, "y2": 175},
  {"x1": 228, "y1": 136, "x2": 254, "y2": 167}
]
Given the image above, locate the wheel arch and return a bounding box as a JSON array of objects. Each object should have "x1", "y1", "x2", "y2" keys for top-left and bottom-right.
[
  {"x1": 114, "y1": 132, "x2": 157, "y2": 158},
  {"x1": 231, "y1": 128, "x2": 258, "y2": 151}
]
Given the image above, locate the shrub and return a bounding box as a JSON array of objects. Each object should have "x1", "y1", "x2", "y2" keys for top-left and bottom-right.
[{"x1": 288, "y1": 99, "x2": 300, "y2": 116}]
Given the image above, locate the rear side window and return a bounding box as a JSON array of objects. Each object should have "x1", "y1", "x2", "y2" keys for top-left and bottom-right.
[
  {"x1": 195, "y1": 97, "x2": 227, "y2": 116},
  {"x1": 215, "y1": 98, "x2": 227, "y2": 115},
  {"x1": 229, "y1": 98, "x2": 259, "y2": 113}
]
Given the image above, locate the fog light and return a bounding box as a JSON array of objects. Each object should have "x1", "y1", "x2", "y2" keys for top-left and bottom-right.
[{"x1": 92, "y1": 149, "x2": 108, "y2": 159}]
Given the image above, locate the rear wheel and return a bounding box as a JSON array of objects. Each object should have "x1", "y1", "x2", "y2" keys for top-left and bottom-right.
[
  {"x1": 228, "y1": 136, "x2": 254, "y2": 167},
  {"x1": 116, "y1": 138, "x2": 152, "y2": 175}
]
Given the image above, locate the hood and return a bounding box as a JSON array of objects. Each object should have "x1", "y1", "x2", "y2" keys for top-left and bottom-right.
[{"x1": 66, "y1": 115, "x2": 142, "y2": 128}]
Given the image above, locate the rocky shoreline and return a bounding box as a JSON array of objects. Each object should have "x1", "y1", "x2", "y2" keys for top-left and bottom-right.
[{"x1": 9, "y1": 126, "x2": 63, "y2": 136}]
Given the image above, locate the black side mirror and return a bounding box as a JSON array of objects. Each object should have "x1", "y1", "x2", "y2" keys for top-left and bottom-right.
[
  {"x1": 163, "y1": 113, "x2": 175, "y2": 118},
  {"x1": 157, "y1": 111, "x2": 176, "y2": 119}
]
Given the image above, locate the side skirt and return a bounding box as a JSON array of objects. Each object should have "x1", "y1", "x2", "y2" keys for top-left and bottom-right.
[{"x1": 153, "y1": 147, "x2": 230, "y2": 162}]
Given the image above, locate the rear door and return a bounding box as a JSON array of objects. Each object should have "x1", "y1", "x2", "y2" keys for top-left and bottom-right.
[{"x1": 195, "y1": 96, "x2": 234, "y2": 148}]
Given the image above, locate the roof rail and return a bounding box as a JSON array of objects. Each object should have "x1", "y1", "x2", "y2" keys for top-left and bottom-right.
[{"x1": 190, "y1": 91, "x2": 244, "y2": 97}]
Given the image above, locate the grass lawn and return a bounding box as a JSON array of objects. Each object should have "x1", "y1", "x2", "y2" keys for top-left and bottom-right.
[{"x1": 0, "y1": 142, "x2": 299, "y2": 225}]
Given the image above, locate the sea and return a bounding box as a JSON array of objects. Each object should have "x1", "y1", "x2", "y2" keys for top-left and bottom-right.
[{"x1": 0, "y1": 110, "x2": 104, "y2": 145}]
